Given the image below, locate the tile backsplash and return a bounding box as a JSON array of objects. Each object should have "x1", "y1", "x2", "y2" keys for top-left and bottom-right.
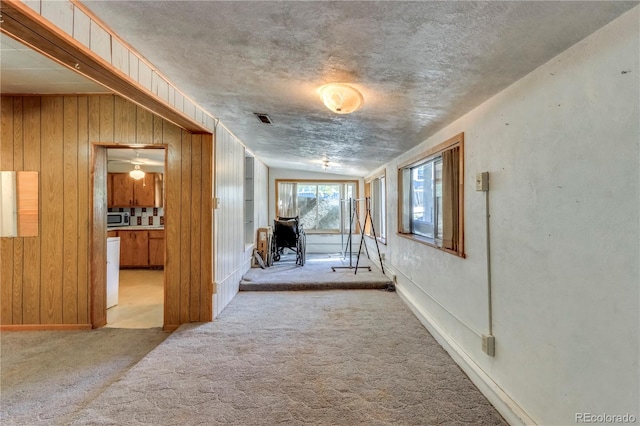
[{"x1": 108, "y1": 207, "x2": 164, "y2": 226}]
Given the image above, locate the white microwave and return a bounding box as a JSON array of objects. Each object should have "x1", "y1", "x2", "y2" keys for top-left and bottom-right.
[{"x1": 107, "y1": 211, "x2": 130, "y2": 228}]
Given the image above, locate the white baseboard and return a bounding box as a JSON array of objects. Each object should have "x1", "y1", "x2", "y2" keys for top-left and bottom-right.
[{"x1": 396, "y1": 284, "x2": 536, "y2": 426}]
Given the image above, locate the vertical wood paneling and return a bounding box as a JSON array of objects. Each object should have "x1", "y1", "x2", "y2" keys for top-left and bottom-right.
[
  {"x1": 88, "y1": 97, "x2": 104, "y2": 327},
  {"x1": 88, "y1": 97, "x2": 101, "y2": 143},
  {"x1": 63, "y1": 97, "x2": 79, "y2": 323},
  {"x1": 152, "y1": 115, "x2": 164, "y2": 144},
  {"x1": 40, "y1": 96, "x2": 64, "y2": 324},
  {"x1": 1, "y1": 97, "x2": 15, "y2": 324},
  {"x1": 200, "y1": 134, "x2": 213, "y2": 321},
  {"x1": 136, "y1": 106, "x2": 153, "y2": 143},
  {"x1": 22, "y1": 96, "x2": 42, "y2": 324},
  {"x1": 190, "y1": 135, "x2": 202, "y2": 321},
  {"x1": 164, "y1": 120, "x2": 182, "y2": 327},
  {"x1": 90, "y1": 146, "x2": 107, "y2": 327},
  {"x1": 114, "y1": 96, "x2": 136, "y2": 143},
  {"x1": 99, "y1": 95, "x2": 114, "y2": 141},
  {"x1": 77, "y1": 96, "x2": 89, "y2": 324},
  {"x1": 179, "y1": 131, "x2": 192, "y2": 323},
  {"x1": 12, "y1": 98, "x2": 24, "y2": 323},
  {"x1": 2, "y1": 94, "x2": 214, "y2": 328}
]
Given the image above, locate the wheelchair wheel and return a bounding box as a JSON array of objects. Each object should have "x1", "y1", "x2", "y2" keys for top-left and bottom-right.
[{"x1": 296, "y1": 234, "x2": 306, "y2": 266}]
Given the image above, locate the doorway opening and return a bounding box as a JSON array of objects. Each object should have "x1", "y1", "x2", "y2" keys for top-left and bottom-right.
[{"x1": 93, "y1": 145, "x2": 167, "y2": 329}]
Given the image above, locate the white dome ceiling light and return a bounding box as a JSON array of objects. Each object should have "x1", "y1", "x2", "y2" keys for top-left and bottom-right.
[
  {"x1": 318, "y1": 83, "x2": 364, "y2": 114},
  {"x1": 129, "y1": 164, "x2": 145, "y2": 180},
  {"x1": 129, "y1": 151, "x2": 146, "y2": 180}
]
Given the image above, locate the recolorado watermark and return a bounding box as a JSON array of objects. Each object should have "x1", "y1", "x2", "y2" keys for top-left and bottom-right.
[{"x1": 576, "y1": 413, "x2": 637, "y2": 424}]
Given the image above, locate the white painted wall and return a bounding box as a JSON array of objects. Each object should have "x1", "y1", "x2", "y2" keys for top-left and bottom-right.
[
  {"x1": 367, "y1": 8, "x2": 639, "y2": 425},
  {"x1": 268, "y1": 168, "x2": 364, "y2": 253},
  {"x1": 253, "y1": 157, "x2": 269, "y2": 235},
  {"x1": 213, "y1": 126, "x2": 268, "y2": 317}
]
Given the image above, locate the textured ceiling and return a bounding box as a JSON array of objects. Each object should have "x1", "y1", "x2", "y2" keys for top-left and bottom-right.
[{"x1": 4, "y1": 1, "x2": 638, "y2": 176}]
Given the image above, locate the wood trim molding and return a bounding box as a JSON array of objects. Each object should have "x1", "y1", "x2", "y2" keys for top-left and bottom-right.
[
  {"x1": 398, "y1": 132, "x2": 464, "y2": 170},
  {"x1": 0, "y1": 1, "x2": 211, "y2": 134},
  {"x1": 0, "y1": 324, "x2": 92, "y2": 331},
  {"x1": 364, "y1": 169, "x2": 386, "y2": 184}
]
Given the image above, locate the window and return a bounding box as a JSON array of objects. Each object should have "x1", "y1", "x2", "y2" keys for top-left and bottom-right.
[
  {"x1": 276, "y1": 180, "x2": 357, "y2": 233},
  {"x1": 365, "y1": 172, "x2": 386, "y2": 242},
  {"x1": 410, "y1": 159, "x2": 442, "y2": 240},
  {"x1": 398, "y1": 133, "x2": 464, "y2": 257}
]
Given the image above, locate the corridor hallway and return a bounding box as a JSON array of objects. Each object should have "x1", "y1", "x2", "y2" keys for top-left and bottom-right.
[{"x1": 2, "y1": 290, "x2": 507, "y2": 425}]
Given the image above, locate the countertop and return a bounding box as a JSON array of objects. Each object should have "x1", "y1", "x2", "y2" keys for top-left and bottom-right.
[{"x1": 107, "y1": 226, "x2": 164, "y2": 231}]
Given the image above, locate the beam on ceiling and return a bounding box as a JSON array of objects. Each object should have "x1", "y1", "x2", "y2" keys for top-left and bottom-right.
[{"x1": 0, "y1": 0, "x2": 211, "y2": 134}]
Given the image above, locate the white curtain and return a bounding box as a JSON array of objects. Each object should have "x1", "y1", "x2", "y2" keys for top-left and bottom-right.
[{"x1": 278, "y1": 182, "x2": 298, "y2": 218}]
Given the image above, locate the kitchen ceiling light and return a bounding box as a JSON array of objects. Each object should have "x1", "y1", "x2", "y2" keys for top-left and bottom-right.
[
  {"x1": 129, "y1": 164, "x2": 145, "y2": 180},
  {"x1": 318, "y1": 83, "x2": 363, "y2": 114}
]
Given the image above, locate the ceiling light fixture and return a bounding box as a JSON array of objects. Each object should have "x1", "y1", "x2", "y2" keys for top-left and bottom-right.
[
  {"x1": 129, "y1": 164, "x2": 145, "y2": 180},
  {"x1": 318, "y1": 83, "x2": 363, "y2": 114},
  {"x1": 322, "y1": 160, "x2": 330, "y2": 170},
  {"x1": 129, "y1": 151, "x2": 145, "y2": 180}
]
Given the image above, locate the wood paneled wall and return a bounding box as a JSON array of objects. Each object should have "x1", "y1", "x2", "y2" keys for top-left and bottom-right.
[{"x1": 0, "y1": 95, "x2": 212, "y2": 329}]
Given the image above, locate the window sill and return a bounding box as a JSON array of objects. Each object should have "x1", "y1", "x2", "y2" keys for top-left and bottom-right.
[
  {"x1": 303, "y1": 230, "x2": 341, "y2": 235},
  {"x1": 396, "y1": 232, "x2": 465, "y2": 258},
  {"x1": 365, "y1": 234, "x2": 386, "y2": 245}
]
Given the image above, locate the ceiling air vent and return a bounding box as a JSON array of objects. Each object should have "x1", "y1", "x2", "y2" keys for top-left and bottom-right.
[{"x1": 254, "y1": 113, "x2": 272, "y2": 124}]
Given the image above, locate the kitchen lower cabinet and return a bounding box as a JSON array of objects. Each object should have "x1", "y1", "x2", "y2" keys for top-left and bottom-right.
[
  {"x1": 118, "y1": 230, "x2": 149, "y2": 267},
  {"x1": 114, "y1": 229, "x2": 165, "y2": 268},
  {"x1": 148, "y1": 230, "x2": 165, "y2": 267}
]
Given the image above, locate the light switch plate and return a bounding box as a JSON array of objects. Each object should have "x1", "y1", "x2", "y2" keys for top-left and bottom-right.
[{"x1": 476, "y1": 172, "x2": 489, "y2": 192}]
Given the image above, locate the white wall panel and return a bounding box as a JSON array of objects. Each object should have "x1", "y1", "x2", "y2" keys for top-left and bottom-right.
[
  {"x1": 213, "y1": 126, "x2": 257, "y2": 317},
  {"x1": 41, "y1": 1, "x2": 73, "y2": 36},
  {"x1": 111, "y1": 39, "x2": 129, "y2": 75},
  {"x1": 89, "y1": 20, "x2": 111, "y2": 63},
  {"x1": 72, "y1": 7, "x2": 91, "y2": 48},
  {"x1": 23, "y1": 0, "x2": 40, "y2": 14},
  {"x1": 372, "y1": 8, "x2": 639, "y2": 425}
]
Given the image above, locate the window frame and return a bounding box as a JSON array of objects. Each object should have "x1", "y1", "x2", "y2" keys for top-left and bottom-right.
[
  {"x1": 275, "y1": 179, "x2": 359, "y2": 234},
  {"x1": 397, "y1": 133, "x2": 465, "y2": 258},
  {"x1": 364, "y1": 171, "x2": 387, "y2": 244}
]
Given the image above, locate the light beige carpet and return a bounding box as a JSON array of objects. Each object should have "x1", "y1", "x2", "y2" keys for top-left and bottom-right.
[
  {"x1": 70, "y1": 291, "x2": 506, "y2": 425},
  {"x1": 241, "y1": 253, "x2": 393, "y2": 291},
  {"x1": 0, "y1": 328, "x2": 169, "y2": 425}
]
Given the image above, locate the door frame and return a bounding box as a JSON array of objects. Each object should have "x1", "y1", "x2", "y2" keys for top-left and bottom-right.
[{"x1": 90, "y1": 143, "x2": 168, "y2": 328}]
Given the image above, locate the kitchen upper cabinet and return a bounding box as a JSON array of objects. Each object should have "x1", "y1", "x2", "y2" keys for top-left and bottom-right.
[
  {"x1": 109, "y1": 173, "x2": 162, "y2": 207},
  {"x1": 118, "y1": 230, "x2": 149, "y2": 267},
  {"x1": 134, "y1": 174, "x2": 155, "y2": 206},
  {"x1": 111, "y1": 173, "x2": 133, "y2": 207}
]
